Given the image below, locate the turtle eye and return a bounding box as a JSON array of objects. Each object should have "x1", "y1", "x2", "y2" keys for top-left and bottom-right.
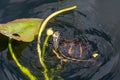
[{"x1": 53, "y1": 32, "x2": 60, "y2": 40}]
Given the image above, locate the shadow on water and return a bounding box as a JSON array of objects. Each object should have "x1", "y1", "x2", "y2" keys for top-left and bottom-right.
[{"x1": 0, "y1": 0, "x2": 120, "y2": 80}]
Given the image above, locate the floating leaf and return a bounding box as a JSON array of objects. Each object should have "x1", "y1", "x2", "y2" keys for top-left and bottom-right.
[{"x1": 0, "y1": 18, "x2": 43, "y2": 42}]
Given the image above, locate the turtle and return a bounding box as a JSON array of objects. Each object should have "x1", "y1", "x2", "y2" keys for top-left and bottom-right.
[{"x1": 51, "y1": 31, "x2": 99, "y2": 62}]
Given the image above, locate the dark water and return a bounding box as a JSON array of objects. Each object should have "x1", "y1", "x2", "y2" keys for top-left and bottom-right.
[{"x1": 0, "y1": 0, "x2": 120, "y2": 80}]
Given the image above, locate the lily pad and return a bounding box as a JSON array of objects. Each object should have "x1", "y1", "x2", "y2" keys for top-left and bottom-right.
[{"x1": 0, "y1": 18, "x2": 43, "y2": 42}]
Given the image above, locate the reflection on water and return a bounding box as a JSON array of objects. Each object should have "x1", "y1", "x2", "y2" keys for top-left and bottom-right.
[{"x1": 0, "y1": 0, "x2": 120, "y2": 80}]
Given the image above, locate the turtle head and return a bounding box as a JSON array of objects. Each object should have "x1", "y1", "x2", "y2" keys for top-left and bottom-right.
[{"x1": 52, "y1": 31, "x2": 60, "y2": 50}]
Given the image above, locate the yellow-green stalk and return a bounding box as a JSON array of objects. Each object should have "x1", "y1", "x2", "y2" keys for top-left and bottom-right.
[
  {"x1": 42, "y1": 28, "x2": 53, "y2": 57},
  {"x1": 8, "y1": 38, "x2": 36, "y2": 80}
]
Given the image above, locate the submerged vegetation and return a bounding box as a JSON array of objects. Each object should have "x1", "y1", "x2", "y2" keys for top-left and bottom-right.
[{"x1": 0, "y1": 6, "x2": 77, "y2": 80}]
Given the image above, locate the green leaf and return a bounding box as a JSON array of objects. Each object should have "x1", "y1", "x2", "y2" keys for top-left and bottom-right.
[{"x1": 0, "y1": 18, "x2": 43, "y2": 42}]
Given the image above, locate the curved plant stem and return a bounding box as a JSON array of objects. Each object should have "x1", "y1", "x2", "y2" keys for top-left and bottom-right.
[
  {"x1": 8, "y1": 38, "x2": 36, "y2": 80},
  {"x1": 37, "y1": 6, "x2": 77, "y2": 80}
]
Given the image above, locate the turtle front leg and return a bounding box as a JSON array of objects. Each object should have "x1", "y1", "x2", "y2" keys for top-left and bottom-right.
[{"x1": 52, "y1": 49, "x2": 68, "y2": 63}]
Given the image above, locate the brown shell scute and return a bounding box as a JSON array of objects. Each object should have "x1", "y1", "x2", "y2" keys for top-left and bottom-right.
[{"x1": 58, "y1": 38, "x2": 92, "y2": 60}]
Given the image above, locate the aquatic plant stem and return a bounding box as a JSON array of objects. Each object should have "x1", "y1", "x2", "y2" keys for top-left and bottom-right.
[
  {"x1": 42, "y1": 35, "x2": 50, "y2": 57},
  {"x1": 37, "y1": 6, "x2": 77, "y2": 80},
  {"x1": 8, "y1": 38, "x2": 36, "y2": 80},
  {"x1": 42, "y1": 28, "x2": 53, "y2": 57}
]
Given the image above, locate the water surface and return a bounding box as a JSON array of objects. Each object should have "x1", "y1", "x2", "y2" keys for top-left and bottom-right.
[{"x1": 0, "y1": 0, "x2": 120, "y2": 80}]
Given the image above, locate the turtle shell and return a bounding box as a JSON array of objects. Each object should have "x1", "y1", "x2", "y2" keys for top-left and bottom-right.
[{"x1": 52, "y1": 38, "x2": 95, "y2": 62}]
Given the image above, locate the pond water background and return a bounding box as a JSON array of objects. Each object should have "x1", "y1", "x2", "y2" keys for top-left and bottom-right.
[{"x1": 0, "y1": 0, "x2": 120, "y2": 80}]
